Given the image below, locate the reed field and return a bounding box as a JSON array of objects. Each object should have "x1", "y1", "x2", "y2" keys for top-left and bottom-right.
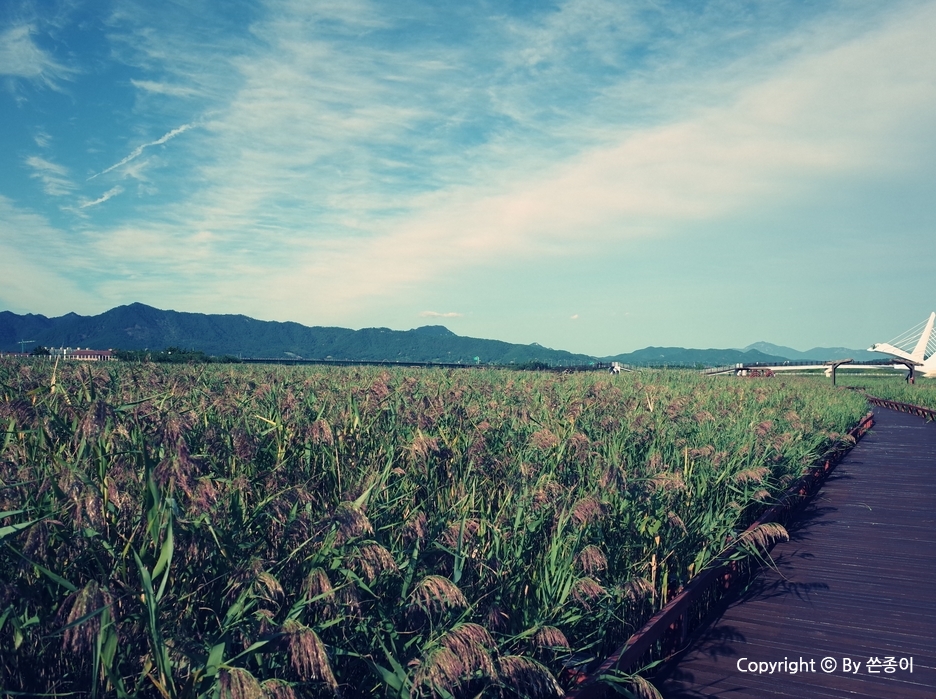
[
  {"x1": 0, "y1": 360, "x2": 868, "y2": 698},
  {"x1": 833, "y1": 373, "x2": 936, "y2": 410}
]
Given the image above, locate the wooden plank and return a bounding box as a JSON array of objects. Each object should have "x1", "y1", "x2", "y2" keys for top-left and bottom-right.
[{"x1": 654, "y1": 407, "x2": 936, "y2": 698}]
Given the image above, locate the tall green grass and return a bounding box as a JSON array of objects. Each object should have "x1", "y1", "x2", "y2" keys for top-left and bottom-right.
[
  {"x1": 833, "y1": 372, "x2": 936, "y2": 410},
  {"x1": 0, "y1": 360, "x2": 867, "y2": 697}
]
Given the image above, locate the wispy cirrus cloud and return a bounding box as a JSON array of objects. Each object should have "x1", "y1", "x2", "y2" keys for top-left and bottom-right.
[
  {"x1": 210, "y1": 0, "x2": 936, "y2": 321},
  {"x1": 7, "y1": 0, "x2": 935, "y2": 351},
  {"x1": 130, "y1": 79, "x2": 198, "y2": 98},
  {"x1": 25, "y1": 155, "x2": 75, "y2": 196},
  {"x1": 57, "y1": 0, "x2": 933, "y2": 327},
  {"x1": 0, "y1": 24, "x2": 76, "y2": 89}
]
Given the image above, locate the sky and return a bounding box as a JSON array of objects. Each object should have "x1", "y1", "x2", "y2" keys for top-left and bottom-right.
[{"x1": 2, "y1": 0, "x2": 935, "y2": 356}]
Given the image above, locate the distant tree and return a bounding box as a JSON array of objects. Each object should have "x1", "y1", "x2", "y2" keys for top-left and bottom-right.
[
  {"x1": 156, "y1": 347, "x2": 206, "y2": 363},
  {"x1": 112, "y1": 347, "x2": 240, "y2": 364},
  {"x1": 113, "y1": 349, "x2": 149, "y2": 362},
  {"x1": 30, "y1": 345, "x2": 51, "y2": 356},
  {"x1": 517, "y1": 360, "x2": 551, "y2": 371}
]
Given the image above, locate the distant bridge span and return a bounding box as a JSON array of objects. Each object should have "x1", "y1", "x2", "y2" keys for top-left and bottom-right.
[
  {"x1": 701, "y1": 360, "x2": 901, "y2": 378},
  {"x1": 706, "y1": 312, "x2": 936, "y2": 381}
]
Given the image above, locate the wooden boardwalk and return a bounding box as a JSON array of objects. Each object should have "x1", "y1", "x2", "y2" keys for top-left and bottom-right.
[{"x1": 654, "y1": 407, "x2": 936, "y2": 698}]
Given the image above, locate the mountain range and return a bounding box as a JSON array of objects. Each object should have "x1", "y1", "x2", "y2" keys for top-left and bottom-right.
[
  {"x1": 739, "y1": 341, "x2": 880, "y2": 363},
  {"x1": 0, "y1": 303, "x2": 880, "y2": 367}
]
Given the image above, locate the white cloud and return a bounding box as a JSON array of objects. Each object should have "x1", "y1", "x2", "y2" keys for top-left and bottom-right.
[
  {"x1": 25, "y1": 155, "x2": 76, "y2": 196},
  {"x1": 119, "y1": 158, "x2": 152, "y2": 183},
  {"x1": 71, "y1": 3, "x2": 936, "y2": 328},
  {"x1": 503, "y1": 0, "x2": 649, "y2": 70},
  {"x1": 0, "y1": 24, "x2": 75, "y2": 89},
  {"x1": 28, "y1": 0, "x2": 936, "y2": 331},
  {"x1": 228, "y1": 0, "x2": 936, "y2": 321},
  {"x1": 0, "y1": 196, "x2": 97, "y2": 314},
  {"x1": 130, "y1": 79, "x2": 198, "y2": 97},
  {"x1": 420, "y1": 311, "x2": 463, "y2": 318}
]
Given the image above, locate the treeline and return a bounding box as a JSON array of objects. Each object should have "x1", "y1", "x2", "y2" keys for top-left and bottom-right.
[
  {"x1": 113, "y1": 346, "x2": 242, "y2": 364},
  {"x1": 111, "y1": 350, "x2": 600, "y2": 370}
]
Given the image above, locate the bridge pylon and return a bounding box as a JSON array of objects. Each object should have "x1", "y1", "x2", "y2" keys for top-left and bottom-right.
[{"x1": 869, "y1": 312, "x2": 936, "y2": 378}]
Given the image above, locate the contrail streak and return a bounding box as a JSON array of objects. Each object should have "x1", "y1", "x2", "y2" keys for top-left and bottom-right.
[
  {"x1": 89, "y1": 123, "x2": 195, "y2": 180},
  {"x1": 79, "y1": 186, "x2": 124, "y2": 208}
]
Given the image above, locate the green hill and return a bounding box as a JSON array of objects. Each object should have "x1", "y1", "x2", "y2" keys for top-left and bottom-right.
[
  {"x1": 1, "y1": 303, "x2": 856, "y2": 367},
  {"x1": 0, "y1": 303, "x2": 595, "y2": 365}
]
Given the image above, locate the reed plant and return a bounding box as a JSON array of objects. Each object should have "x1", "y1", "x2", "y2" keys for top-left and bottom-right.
[
  {"x1": 833, "y1": 372, "x2": 936, "y2": 410},
  {"x1": 0, "y1": 360, "x2": 867, "y2": 697}
]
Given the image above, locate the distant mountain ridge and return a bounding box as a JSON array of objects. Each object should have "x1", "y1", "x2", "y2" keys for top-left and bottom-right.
[
  {"x1": 605, "y1": 346, "x2": 790, "y2": 367},
  {"x1": 741, "y1": 341, "x2": 881, "y2": 363},
  {"x1": 0, "y1": 303, "x2": 594, "y2": 365},
  {"x1": 0, "y1": 303, "x2": 879, "y2": 367}
]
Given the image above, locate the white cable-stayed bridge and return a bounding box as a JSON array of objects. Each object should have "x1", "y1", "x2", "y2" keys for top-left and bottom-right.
[{"x1": 704, "y1": 312, "x2": 936, "y2": 381}]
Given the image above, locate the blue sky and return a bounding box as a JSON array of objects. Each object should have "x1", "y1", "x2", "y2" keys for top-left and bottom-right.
[{"x1": 2, "y1": 0, "x2": 935, "y2": 355}]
